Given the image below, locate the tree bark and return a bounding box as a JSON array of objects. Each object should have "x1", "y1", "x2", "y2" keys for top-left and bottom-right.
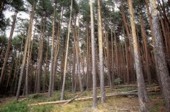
[
  {"x1": 140, "y1": 15, "x2": 151, "y2": 84},
  {"x1": 48, "y1": 3, "x2": 56, "y2": 97},
  {"x1": 60, "y1": 0, "x2": 73, "y2": 100},
  {"x1": 97, "y1": 0, "x2": 105, "y2": 103},
  {"x1": 0, "y1": 12, "x2": 17, "y2": 84},
  {"x1": 36, "y1": 17, "x2": 45, "y2": 93},
  {"x1": 16, "y1": 5, "x2": 35, "y2": 100},
  {"x1": 127, "y1": 0, "x2": 148, "y2": 111},
  {"x1": 149, "y1": 0, "x2": 170, "y2": 111},
  {"x1": 90, "y1": 0, "x2": 97, "y2": 107}
]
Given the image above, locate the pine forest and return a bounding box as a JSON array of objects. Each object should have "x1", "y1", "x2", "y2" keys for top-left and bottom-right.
[{"x1": 0, "y1": 0, "x2": 170, "y2": 112}]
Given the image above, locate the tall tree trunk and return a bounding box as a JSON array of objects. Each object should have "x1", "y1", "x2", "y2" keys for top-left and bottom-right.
[
  {"x1": 145, "y1": 0, "x2": 162, "y2": 87},
  {"x1": 25, "y1": 25, "x2": 34, "y2": 96},
  {"x1": 36, "y1": 17, "x2": 45, "y2": 93},
  {"x1": 97, "y1": 0, "x2": 105, "y2": 103},
  {"x1": 86, "y1": 25, "x2": 92, "y2": 89},
  {"x1": 52, "y1": 28, "x2": 60, "y2": 92},
  {"x1": 16, "y1": 6, "x2": 35, "y2": 100},
  {"x1": 149, "y1": 0, "x2": 170, "y2": 111},
  {"x1": 127, "y1": 0, "x2": 148, "y2": 111},
  {"x1": 105, "y1": 32, "x2": 113, "y2": 89},
  {"x1": 74, "y1": 16, "x2": 83, "y2": 92},
  {"x1": 60, "y1": 0, "x2": 73, "y2": 100},
  {"x1": 140, "y1": 15, "x2": 151, "y2": 84},
  {"x1": 113, "y1": 29, "x2": 119, "y2": 78},
  {"x1": 110, "y1": 29, "x2": 115, "y2": 84},
  {"x1": 48, "y1": 4, "x2": 56, "y2": 97},
  {"x1": 52, "y1": 6, "x2": 64, "y2": 92},
  {"x1": 90, "y1": 0, "x2": 97, "y2": 107},
  {"x1": 123, "y1": 28, "x2": 130, "y2": 84},
  {"x1": 43, "y1": 35, "x2": 49, "y2": 92},
  {"x1": 72, "y1": 46, "x2": 76, "y2": 92},
  {"x1": 0, "y1": 12, "x2": 17, "y2": 84}
]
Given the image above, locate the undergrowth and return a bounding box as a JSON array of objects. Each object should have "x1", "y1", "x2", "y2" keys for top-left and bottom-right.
[
  {"x1": 0, "y1": 86, "x2": 165, "y2": 112},
  {"x1": 0, "y1": 101, "x2": 28, "y2": 112}
]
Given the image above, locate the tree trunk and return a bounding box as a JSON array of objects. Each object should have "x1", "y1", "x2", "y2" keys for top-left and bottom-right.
[
  {"x1": 90, "y1": 0, "x2": 97, "y2": 107},
  {"x1": 97, "y1": 0, "x2": 105, "y2": 103},
  {"x1": 140, "y1": 15, "x2": 151, "y2": 84},
  {"x1": 149, "y1": 0, "x2": 170, "y2": 111},
  {"x1": 128, "y1": 0, "x2": 148, "y2": 111},
  {"x1": 60, "y1": 0, "x2": 73, "y2": 100},
  {"x1": 48, "y1": 4, "x2": 56, "y2": 97},
  {"x1": 25, "y1": 25, "x2": 34, "y2": 96},
  {"x1": 110, "y1": 29, "x2": 115, "y2": 85},
  {"x1": 105, "y1": 32, "x2": 113, "y2": 89},
  {"x1": 16, "y1": 5, "x2": 35, "y2": 100},
  {"x1": 74, "y1": 16, "x2": 83, "y2": 92},
  {"x1": 36, "y1": 18, "x2": 45, "y2": 93},
  {"x1": 0, "y1": 12, "x2": 17, "y2": 84}
]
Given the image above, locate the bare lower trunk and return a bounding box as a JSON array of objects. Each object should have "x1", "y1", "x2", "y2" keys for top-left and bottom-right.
[
  {"x1": 128, "y1": 0, "x2": 148, "y2": 111},
  {"x1": 48, "y1": 4, "x2": 56, "y2": 97},
  {"x1": 97, "y1": 0, "x2": 105, "y2": 103},
  {"x1": 16, "y1": 7, "x2": 35, "y2": 100},
  {"x1": 90, "y1": 0, "x2": 97, "y2": 107},
  {"x1": 149, "y1": 0, "x2": 170, "y2": 111},
  {"x1": 36, "y1": 19, "x2": 45, "y2": 93},
  {"x1": 60, "y1": 0, "x2": 73, "y2": 100},
  {"x1": 140, "y1": 15, "x2": 151, "y2": 84}
]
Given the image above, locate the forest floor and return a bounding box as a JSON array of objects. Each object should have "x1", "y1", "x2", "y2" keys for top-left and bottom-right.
[{"x1": 0, "y1": 85, "x2": 165, "y2": 112}]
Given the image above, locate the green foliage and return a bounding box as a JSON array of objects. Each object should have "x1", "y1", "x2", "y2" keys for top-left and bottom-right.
[
  {"x1": 27, "y1": 0, "x2": 38, "y2": 6},
  {"x1": 0, "y1": 101, "x2": 28, "y2": 112},
  {"x1": 10, "y1": 0, "x2": 25, "y2": 11},
  {"x1": 12, "y1": 35, "x2": 26, "y2": 51},
  {"x1": 79, "y1": 0, "x2": 90, "y2": 23},
  {"x1": 36, "y1": 0, "x2": 53, "y2": 17},
  {"x1": 0, "y1": 35, "x2": 8, "y2": 46},
  {"x1": 114, "y1": 77, "x2": 122, "y2": 85},
  {"x1": 0, "y1": 15, "x2": 7, "y2": 32}
]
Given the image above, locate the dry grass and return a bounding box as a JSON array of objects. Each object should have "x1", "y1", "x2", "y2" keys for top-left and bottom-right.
[
  {"x1": 51, "y1": 96, "x2": 139, "y2": 112},
  {"x1": 0, "y1": 85, "x2": 166, "y2": 112}
]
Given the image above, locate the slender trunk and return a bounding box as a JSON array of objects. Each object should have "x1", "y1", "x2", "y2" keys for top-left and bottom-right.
[
  {"x1": 105, "y1": 32, "x2": 113, "y2": 89},
  {"x1": 16, "y1": 6, "x2": 35, "y2": 100},
  {"x1": 97, "y1": 0, "x2": 105, "y2": 103},
  {"x1": 110, "y1": 29, "x2": 115, "y2": 84},
  {"x1": 113, "y1": 30, "x2": 118, "y2": 77},
  {"x1": 60, "y1": 0, "x2": 73, "y2": 100},
  {"x1": 123, "y1": 28, "x2": 130, "y2": 84},
  {"x1": 0, "y1": 12, "x2": 17, "y2": 84},
  {"x1": 25, "y1": 29, "x2": 34, "y2": 96},
  {"x1": 140, "y1": 15, "x2": 151, "y2": 84},
  {"x1": 72, "y1": 47, "x2": 76, "y2": 92},
  {"x1": 36, "y1": 18, "x2": 45, "y2": 93},
  {"x1": 48, "y1": 4, "x2": 56, "y2": 97},
  {"x1": 90, "y1": 0, "x2": 97, "y2": 107},
  {"x1": 86, "y1": 25, "x2": 92, "y2": 89},
  {"x1": 128, "y1": 0, "x2": 148, "y2": 111},
  {"x1": 74, "y1": 16, "x2": 83, "y2": 92}
]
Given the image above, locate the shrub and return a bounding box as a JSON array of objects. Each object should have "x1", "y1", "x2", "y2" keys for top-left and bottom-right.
[{"x1": 114, "y1": 78, "x2": 122, "y2": 85}]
